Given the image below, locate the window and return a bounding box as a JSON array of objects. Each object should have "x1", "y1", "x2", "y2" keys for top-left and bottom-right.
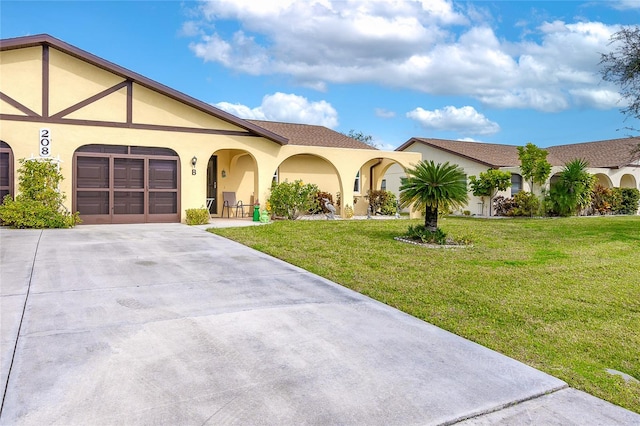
[
  {"x1": 511, "y1": 173, "x2": 522, "y2": 195},
  {"x1": 381, "y1": 179, "x2": 386, "y2": 191},
  {"x1": 354, "y1": 171, "x2": 360, "y2": 193},
  {"x1": 272, "y1": 168, "x2": 279, "y2": 184}
]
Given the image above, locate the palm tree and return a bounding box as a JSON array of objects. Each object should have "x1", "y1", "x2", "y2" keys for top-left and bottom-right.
[
  {"x1": 399, "y1": 160, "x2": 469, "y2": 232},
  {"x1": 550, "y1": 158, "x2": 596, "y2": 216}
]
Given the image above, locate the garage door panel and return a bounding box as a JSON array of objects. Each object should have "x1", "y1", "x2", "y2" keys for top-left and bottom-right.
[
  {"x1": 76, "y1": 191, "x2": 109, "y2": 215},
  {"x1": 149, "y1": 192, "x2": 177, "y2": 214},
  {"x1": 149, "y1": 159, "x2": 177, "y2": 189},
  {"x1": 114, "y1": 192, "x2": 144, "y2": 215},
  {"x1": 114, "y1": 158, "x2": 144, "y2": 189},
  {"x1": 77, "y1": 157, "x2": 109, "y2": 188},
  {"x1": 0, "y1": 152, "x2": 10, "y2": 187}
]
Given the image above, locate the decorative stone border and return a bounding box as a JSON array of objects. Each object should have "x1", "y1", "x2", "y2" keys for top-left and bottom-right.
[{"x1": 394, "y1": 236, "x2": 472, "y2": 249}]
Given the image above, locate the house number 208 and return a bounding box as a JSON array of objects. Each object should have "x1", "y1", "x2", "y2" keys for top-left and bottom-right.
[{"x1": 39, "y1": 128, "x2": 51, "y2": 157}]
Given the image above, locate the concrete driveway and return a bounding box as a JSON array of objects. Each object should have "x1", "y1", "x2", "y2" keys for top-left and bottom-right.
[{"x1": 1, "y1": 224, "x2": 638, "y2": 425}]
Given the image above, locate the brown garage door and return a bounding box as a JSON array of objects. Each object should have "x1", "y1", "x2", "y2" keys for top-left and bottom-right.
[
  {"x1": 74, "y1": 145, "x2": 180, "y2": 224},
  {"x1": 0, "y1": 141, "x2": 13, "y2": 202}
]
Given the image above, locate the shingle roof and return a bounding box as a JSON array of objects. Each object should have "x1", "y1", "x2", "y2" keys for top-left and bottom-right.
[
  {"x1": 247, "y1": 120, "x2": 377, "y2": 150},
  {"x1": 397, "y1": 137, "x2": 640, "y2": 169},
  {"x1": 548, "y1": 137, "x2": 640, "y2": 168},
  {"x1": 396, "y1": 138, "x2": 526, "y2": 168}
]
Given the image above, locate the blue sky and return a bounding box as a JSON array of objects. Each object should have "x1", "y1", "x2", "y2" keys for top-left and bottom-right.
[{"x1": 2, "y1": 0, "x2": 639, "y2": 149}]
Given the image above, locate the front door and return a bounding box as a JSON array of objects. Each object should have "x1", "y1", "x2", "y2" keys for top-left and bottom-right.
[{"x1": 207, "y1": 155, "x2": 218, "y2": 214}]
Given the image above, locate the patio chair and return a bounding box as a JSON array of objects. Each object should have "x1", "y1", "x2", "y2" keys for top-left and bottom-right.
[{"x1": 222, "y1": 192, "x2": 245, "y2": 218}]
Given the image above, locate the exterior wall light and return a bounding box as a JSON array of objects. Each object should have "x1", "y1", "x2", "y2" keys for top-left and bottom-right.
[
  {"x1": 191, "y1": 156, "x2": 197, "y2": 175},
  {"x1": 221, "y1": 169, "x2": 227, "y2": 178}
]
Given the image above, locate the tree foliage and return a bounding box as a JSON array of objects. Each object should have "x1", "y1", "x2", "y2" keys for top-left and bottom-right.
[
  {"x1": 0, "y1": 158, "x2": 80, "y2": 228},
  {"x1": 344, "y1": 129, "x2": 377, "y2": 148},
  {"x1": 517, "y1": 142, "x2": 552, "y2": 192},
  {"x1": 547, "y1": 159, "x2": 596, "y2": 216},
  {"x1": 399, "y1": 160, "x2": 468, "y2": 232},
  {"x1": 600, "y1": 26, "x2": 640, "y2": 123},
  {"x1": 468, "y1": 169, "x2": 512, "y2": 216}
]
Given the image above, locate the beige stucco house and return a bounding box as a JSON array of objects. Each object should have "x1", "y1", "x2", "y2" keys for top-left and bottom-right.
[
  {"x1": 385, "y1": 137, "x2": 640, "y2": 216},
  {"x1": 0, "y1": 34, "x2": 420, "y2": 224}
]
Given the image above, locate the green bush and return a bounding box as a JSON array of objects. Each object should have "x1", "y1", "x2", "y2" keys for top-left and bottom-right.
[
  {"x1": 0, "y1": 159, "x2": 80, "y2": 228},
  {"x1": 512, "y1": 191, "x2": 541, "y2": 217},
  {"x1": 612, "y1": 187, "x2": 640, "y2": 214},
  {"x1": 185, "y1": 207, "x2": 210, "y2": 225},
  {"x1": 267, "y1": 180, "x2": 319, "y2": 220},
  {"x1": 404, "y1": 225, "x2": 448, "y2": 244},
  {"x1": 366, "y1": 189, "x2": 397, "y2": 215}
]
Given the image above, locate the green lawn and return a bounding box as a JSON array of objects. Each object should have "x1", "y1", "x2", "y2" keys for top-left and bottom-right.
[{"x1": 209, "y1": 216, "x2": 640, "y2": 413}]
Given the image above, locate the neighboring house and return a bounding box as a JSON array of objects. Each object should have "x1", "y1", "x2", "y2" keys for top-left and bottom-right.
[
  {"x1": 385, "y1": 137, "x2": 640, "y2": 216},
  {"x1": 0, "y1": 34, "x2": 420, "y2": 224}
]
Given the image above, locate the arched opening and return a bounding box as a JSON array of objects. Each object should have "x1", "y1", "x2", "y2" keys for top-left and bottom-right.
[
  {"x1": 73, "y1": 144, "x2": 180, "y2": 224},
  {"x1": 275, "y1": 153, "x2": 341, "y2": 212},
  {"x1": 620, "y1": 174, "x2": 637, "y2": 189},
  {"x1": 595, "y1": 173, "x2": 612, "y2": 188},
  {"x1": 210, "y1": 149, "x2": 258, "y2": 217},
  {"x1": 276, "y1": 154, "x2": 339, "y2": 191},
  {"x1": 0, "y1": 141, "x2": 14, "y2": 202}
]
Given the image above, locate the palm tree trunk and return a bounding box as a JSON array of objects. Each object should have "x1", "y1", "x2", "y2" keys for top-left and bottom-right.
[{"x1": 425, "y1": 206, "x2": 438, "y2": 232}]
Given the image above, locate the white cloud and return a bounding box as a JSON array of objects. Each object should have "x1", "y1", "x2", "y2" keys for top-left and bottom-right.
[
  {"x1": 406, "y1": 105, "x2": 500, "y2": 136},
  {"x1": 569, "y1": 89, "x2": 624, "y2": 109},
  {"x1": 188, "y1": 1, "x2": 623, "y2": 112},
  {"x1": 375, "y1": 108, "x2": 396, "y2": 118},
  {"x1": 610, "y1": 0, "x2": 640, "y2": 10},
  {"x1": 215, "y1": 92, "x2": 339, "y2": 128}
]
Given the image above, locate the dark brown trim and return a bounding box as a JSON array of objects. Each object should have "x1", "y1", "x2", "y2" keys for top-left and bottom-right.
[
  {"x1": 0, "y1": 141, "x2": 14, "y2": 200},
  {"x1": 51, "y1": 80, "x2": 129, "y2": 119},
  {"x1": 126, "y1": 81, "x2": 133, "y2": 124},
  {"x1": 0, "y1": 113, "x2": 262, "y2": 136},
  {"x1": 42, "y1": 44, "x2": 49, "y2": 118},
  {"x1": 0, "y1": 92, "x2": 40, "y2": 117},
  {"x1": 1, "y1": 34, "x2": 288, "y2": 145}
]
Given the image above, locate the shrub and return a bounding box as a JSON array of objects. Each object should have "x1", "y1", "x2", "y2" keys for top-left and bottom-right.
[
  {"x1": 493, "y1": 195, "x2": 516, "y2": 216},
  {"x1": 366, "y1": 189, "x2": 397, "y2": 215},
  {"x1": 267, "y1": 180, "x2": 319, "y2": 220},
  {"x1": 185, "y1": 207, "x2": 210, "y2": 225},
  {"x1": 512, "y1": 191, "x2": 540, "y2": 217},
  {"x1": 405, "y1": 224, "x2": 448, "y2": 244},
  {"x1": 590, "y1": 184, "x2": 617, "y2": 215},
  {"x1": 0, "y1": 159, "x2": 80, "y2": 228},
  {"x1": 380, "y1": 191, "x2": 398, "y2": 215},
  {"x1": 613, "y1": 187, "x2": 640, "y2": 214}
]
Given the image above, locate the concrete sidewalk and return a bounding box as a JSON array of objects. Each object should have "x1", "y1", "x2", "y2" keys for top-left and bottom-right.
[{"x1": 1, "y1": 224, "x2": 638, "y2": 425}]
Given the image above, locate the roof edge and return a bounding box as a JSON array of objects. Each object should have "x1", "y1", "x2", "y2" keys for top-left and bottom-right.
[
  {"x1": 0, "y1": 34, "x2": 288, "y2": 145},
  {"x1": 396, "y1": 137, "x2": 498, "y2": 168}
]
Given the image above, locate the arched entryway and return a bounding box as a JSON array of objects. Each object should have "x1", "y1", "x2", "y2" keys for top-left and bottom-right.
[
  {"x1": 209, "y1": 149, "x2": 258, "y2": 217},
  {"x1": 73, "y1": 144, "x2": 180, "y2": 224}
]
